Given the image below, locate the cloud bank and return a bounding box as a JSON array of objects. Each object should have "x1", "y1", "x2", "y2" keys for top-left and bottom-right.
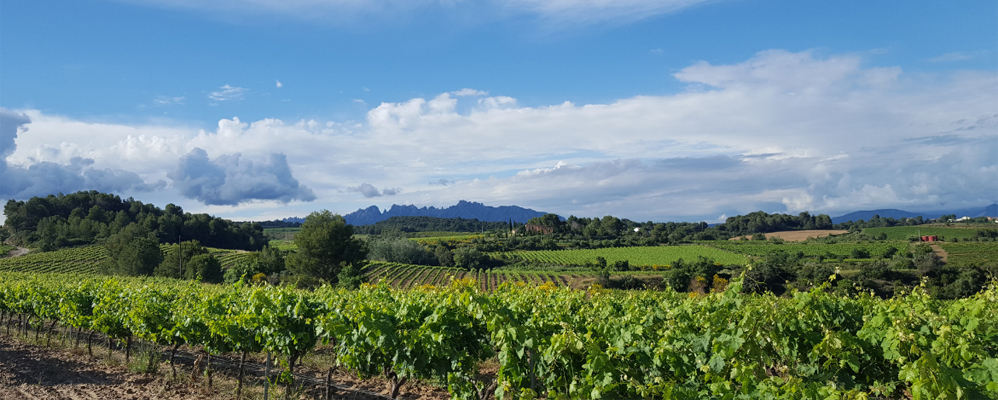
[
  {"x1": 5, "y1": 50, "x2": 996, "y2": 220},
  {"x1": 0, "y1": 109, "x2": 165, "y2": 200},
  {"x1": 168, "y1": 148, "x2": 316, "y2": 206}
]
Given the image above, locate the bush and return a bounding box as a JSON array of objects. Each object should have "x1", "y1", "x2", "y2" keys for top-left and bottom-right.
[
  {"x1": 453, "y1": 247, "x2": 490, "y2": 270},
  {"x1": 336, "y1": 262, "x2": 368, "y2": 289},
  {"x1": 367, "y1": 238, "x2": 437, "y2": 265},
  {"x1": 851, "y1": 248, "x2": 871, "y2": 259}
]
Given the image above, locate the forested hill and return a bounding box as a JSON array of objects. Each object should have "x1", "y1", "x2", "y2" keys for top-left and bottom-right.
[
  {"x1": 344, "y1": 200, "x2": 549, "y2": 225},
  {"x1": 2, "y1": 191, "x2": 267, "y2": 251}
]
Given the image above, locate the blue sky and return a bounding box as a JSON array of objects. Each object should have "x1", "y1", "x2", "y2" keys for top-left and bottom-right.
[{"x1": 1, "y1": 0, "x2": 996, "y2": 222}]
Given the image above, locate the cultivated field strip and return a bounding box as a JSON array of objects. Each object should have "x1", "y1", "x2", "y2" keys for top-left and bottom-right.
[{"x1": 492, "y1": 245, "x2": 748, "y2": 266}]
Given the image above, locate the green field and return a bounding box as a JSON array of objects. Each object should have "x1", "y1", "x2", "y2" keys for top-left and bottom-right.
[
  {"x1": 708, "y1": 242, "x2": 909, "y2": 259},
  {"x1": 863, "y1": 225, "x2": 995, "y2": 241},
  {"x1": 939, "y1": 242, "x2": 998, "y2": 266},
  {"x1": 492, "y1": 245, "x2": 748, "y2": 266},
  {"x1": 0, "y1": 244, "x2": 14, "y2": 257}
]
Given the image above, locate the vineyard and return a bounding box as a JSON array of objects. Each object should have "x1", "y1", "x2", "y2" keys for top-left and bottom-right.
[
  {"x1": 411, "y1": 233, "x2": 483, "y2": 244},
  {"x1": 492, "y1": 245, "x2": 748, "y2": 266},
  {"x1": 364, "y1": 262, "x2": 589, "y2": 291},
  {"x1": 0, "y1": 246, "x2": 109, "y2": 274},
  {"x1": 1, "y1": 272, "x2": 995, "y2": 399},
  {"x1": 864, "y1": 226, "x2": 996, "y2": 241},
  {"x1": 0, "y1": 244, "x2": 252, "y2": 274},
  {"x1": 708, "y1": 242, "x2": 910, "y2": 259},
  {"x1": 940, "y1": 242, "x2": 998, "y2": 266},
  {"x1": 0, "y1": 244, "x2": 14, "y2": 257}
]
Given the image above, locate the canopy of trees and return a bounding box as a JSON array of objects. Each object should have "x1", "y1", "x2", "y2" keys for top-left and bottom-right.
[
  {"x1": 3, "y1": 191, "x2": 267, "y2": 251},
  {"x1": 352, "y1": 216, "x2": 508, "y2": 235}
]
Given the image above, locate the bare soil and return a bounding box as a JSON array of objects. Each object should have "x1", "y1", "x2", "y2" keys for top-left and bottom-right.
[
  {"x1": 928, "y1": 244, "x2": 949, "y2": 263},
  {"x1": 728, "y1": 230, "x2": 849, "y2": 242},
  {"x1": 0, "y1": 333, "x2": 451, "y2": 400},
  {"x1": 1, "y1": 247, "x2": 30, "y2": 259}
]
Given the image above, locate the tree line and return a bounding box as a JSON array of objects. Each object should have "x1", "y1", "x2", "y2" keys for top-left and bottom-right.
[{"x1": 2, "y1": 191, "x2": 267, "y2": 251}]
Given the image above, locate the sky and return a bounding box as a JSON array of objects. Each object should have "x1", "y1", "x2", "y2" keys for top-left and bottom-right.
[{"x1": 1, "y1": 0, "x2": 996, "y2": 223}]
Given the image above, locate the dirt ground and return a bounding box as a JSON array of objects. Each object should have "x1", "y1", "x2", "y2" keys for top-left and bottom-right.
[
  {"x1": 928, "y1": 244, "x2": 949, "y2": 263},
  {"x1": 0, "y1": 334, "x2": 450, "y2": 400},
  {"x1": 1, "y1": 247, "x2": 29, "y2": 258},
  {"x1": 728, "y1": 230, "x2": 849, "y2": 242}
]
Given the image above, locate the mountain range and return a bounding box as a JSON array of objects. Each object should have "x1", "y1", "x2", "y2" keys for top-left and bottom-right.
[
  {"x1": 340, "y1": 200, "x2": 550, "y2": 226},
  {"x1": 831, "y1": 204, "x2": 998, "y2": 224},
  {"x1": 280, "y1": 202, "x2": 998, "y2": 226}
]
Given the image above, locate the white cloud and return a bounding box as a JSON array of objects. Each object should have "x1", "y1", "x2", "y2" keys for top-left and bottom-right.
[
  {"x1": 928, "y1": 51, "x2": 987, "y2": 63},
  {"x1": 152, "y1": 95, "x2": 185, "y2": 105},
  {"x1": 6, "y1": 50, "x2": 996, "y2": 221},
  {"x1": 504, "y1": 0, "x2": 714, "y2": 25},
  {"x1": 451, "y1": 88, "x2": 488, "y2": 97},
  {"x1": 276, "y1": 80, "x2": 283, "y2": 88},
  {"x1": 112, "y1": 0, "x2": 718, "y2": 26},
  {"x1": 208, "y1": 84, "x2": 247, "y2": 101}
]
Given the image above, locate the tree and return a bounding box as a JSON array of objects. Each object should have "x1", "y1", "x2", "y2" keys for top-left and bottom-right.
[
  {"x1": 113, "y1": 237, "x2": 163, "y2": 276},
  {"x1": 185, "y1": 254, "x2": 223, "y2": 283},
  {"x1": 285, "y1": 210, "x2": 367, "y2": 284},
  {"x1": 154, "y1": 240, "x2": 209, "y2": 279},
  {"x1": 453, "y1": 247, "x2": 490, "y2": 270}
]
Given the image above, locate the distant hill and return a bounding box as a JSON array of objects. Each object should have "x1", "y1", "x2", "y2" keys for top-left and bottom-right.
[
  {"x1": 343, "y1": 200, "x2": 551, "y2": 226},
  {"x1": 832, "y1": 203, "x2": 998, "y2": 224}
]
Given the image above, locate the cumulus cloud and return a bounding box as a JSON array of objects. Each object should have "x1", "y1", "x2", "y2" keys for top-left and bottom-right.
[
  {"x1": 7, "y1": 50, "x2": 996, "y2": 220},
  {"x1": 275, "y1": 80, "x2": 283, "y2": 88},
  {"x1": 347, "y1": 183, "x2": 401, "y2": 198},
  {"x1": 168, "y1": 148, "x2": 315, "y2": 206},
  {"x1": 0, "y1": 109, "x2": 165, "y2": 200},
  {"x1": 208, "y1": 84, "x2": 247, "y2": 101}
]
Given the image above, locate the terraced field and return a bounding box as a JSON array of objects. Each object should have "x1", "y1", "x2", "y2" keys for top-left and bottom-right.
[{"x1": 492, "y1": 245, "x2": 748, "y2": 267}]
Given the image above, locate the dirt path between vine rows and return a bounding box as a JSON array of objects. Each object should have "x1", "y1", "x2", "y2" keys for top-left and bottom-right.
[
  {"x1": 0, "y1": 335, "x2": 201, "y2": 400},
  {"x1": 0, "y1": 333, "x2": 450, "y2": 400},
  {"x1": 928, "y1": 243, "x2": 949, "y2": 263}
]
